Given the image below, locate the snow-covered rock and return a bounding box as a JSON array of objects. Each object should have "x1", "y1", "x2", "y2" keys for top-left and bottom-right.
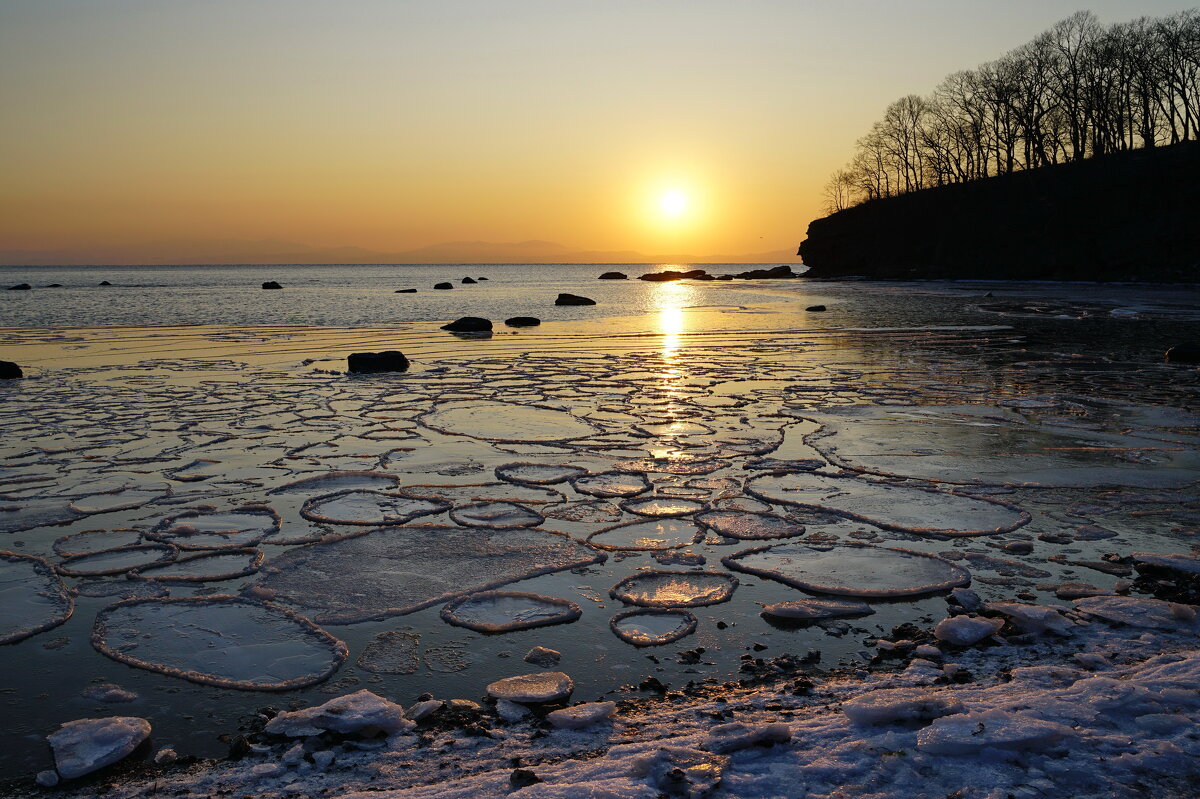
[
  {"x1": 1074, "y1": 596, "x2": 1197, "y2": 630},
  {"x1": 702, "y1": 721, "x2": 791, "y2": 754},
  {"x1": 842, "y1": 688, "x2": 964, "y2": 725},
  {"x1": 406, "y1": 699, "x2": 443, "y2": 721},
  {"x1": 264, "y1": 690, "x2": 413, "y2": 737},
  {"x1": 47, "y1": 716, "x2": 152, "y2": 779},
  {"x1": 985, "y1": 602, "x2": 1075, "y2": 635},
  {"x1": 760, "y1": 598, "x2": 874, "y2": 620},
  {"x1": 153, "y1": 748, "x2": 177, "y2": 765},
  {"x1": 916, "y1": 709, "x2": 1074, "y2": 755},
  {"x1": 627, "y1": 744, "x2": 728, "y2": 797},
  {"x1": 496, "y1": 699, "x2": 532, "y2": 722},
  {"x1": 487, "y1": 672, "x2": 574, "y2": 704},
  {"x1": 933, "y1": 614, "x2": 1004, "y2": 646},
  {"x1": 524, "y1": 645, "x2": 562, "y2": 667},
  {"x1": 547, "y1": 702, "x2": 616, "y2": 730}
]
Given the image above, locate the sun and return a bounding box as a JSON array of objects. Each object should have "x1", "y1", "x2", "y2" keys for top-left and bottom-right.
[{"x1": 659, "y1": 190, "x2": 688, "y2": 217}]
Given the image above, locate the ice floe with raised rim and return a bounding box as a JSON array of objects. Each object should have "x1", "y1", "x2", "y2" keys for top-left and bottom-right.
[
  {"x1": 148, "y1": 506, "x2": 281, "y2": 549},
  {"x1": 610, "y1": 570, "x2": 737, "y2": 608},
  {"x1": 587, "y1": 519, "x2": 703, "y2": 551},
  {"x1": 696, "y1": 510, "x2": 805, "y2": 540},
  {"x1": 450, "y1": 501, "x2": 544, "y2": 528},
  {"x1": 495, "y1": 462, "x2": 589, "y2": 486},
  {"x1": 610, "y1": 608, "x2": 697, "y2": 646},
  {"x1": 440, "y1": 591, "x2": 582, "y2": 633},
  {"x1": 300, "y1": 490, "x2": 449, "y2": 526},
  {"x1": 0, "y1": 551, "x2": 74, "y2": 644},
  {"x1": 56, "y1": 544, "x2": 177, "y2": 577},
  {"x1": 423, "y1": 401, "x2": 600, "y2": 442}
]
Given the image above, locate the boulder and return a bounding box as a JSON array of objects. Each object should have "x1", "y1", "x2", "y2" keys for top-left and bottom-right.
[
  {"x1": 347, "y1": 351, "x2": 409, "y2": 374},
  {"x1": 638, "y1": 269, "x2": 707, "y2": 282},
  {"x1": 261, "y1": 281, "x2": 282, "y2": 290},
  {"x1": 434, "y1": 282, "x2": 453, "y2": 290},
  {"x1": 734, "y1": 265, "x2": 797, "y2": 279},
  {"x1": 45, "y1": 283, "x2": 63, "y2": 288},
  {"x1": 462, "y1": 277, "x2": 477, "y2": 284},
  {"x1": 505, "y1": 316, "x2": 541, "y2": 327},
  {"x1": 264, "y1": 690, "x2": 413, "y2": 737},
  {"x1": 395, "y1": 288, "x2": 417, "y2": 293},
  {"x1": 0, "y1": 361, "x2": 22, "y2": 380},
  {"x1": 555, "y1": 293, "x2": 596, "y2": 306},
  {"x1": 98, "y1": 281, "x2": 112, "y2": 286},
  {"x1": 48, "y1": 717, "x2": 151, "y2": 779},
  {"x1": 523, "y1": 645, "x2": 561, "y2": 667},
  {"x1": 934, "y1": 615, "x2": 1004, "y2": 646},
  {"x1": 1166, "y1": 343, "x2": 1200, "y2": 364},
  {"x1": 487, "y1": 671, "x2": 573, "y2": 703},
  {"x1": 6, "y1": 283, "x2": 31, "y2": 290},
  {"x1": 805, "y1": 304, "x2": 827, "y2": 312},
  {"x1": 598, "y1": 271, "x2": 628, "y2": 280},
  {"x1": 716, "y1": 275, "x2": 734, "y2": 281},
  {"x1": 477, "y1": 277, "x2": 488, "y2": 281},
  {"x1": 441, "y1": 317, "x2": 493, "y2": 333}
]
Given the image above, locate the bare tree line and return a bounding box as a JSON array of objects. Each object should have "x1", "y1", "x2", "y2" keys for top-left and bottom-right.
[{"x1": 823, "y1": 10, "x2": 1200, "y2": 213}]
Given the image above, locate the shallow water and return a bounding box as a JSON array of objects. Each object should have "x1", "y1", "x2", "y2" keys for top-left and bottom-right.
[{"x1": 0, "y1": 272, "x2": 1198, "y2": 778}]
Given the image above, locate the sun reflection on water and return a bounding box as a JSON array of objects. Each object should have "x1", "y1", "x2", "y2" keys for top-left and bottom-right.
[{"x1": 654, "y1": 280, "x2": 695, "y2": 394}]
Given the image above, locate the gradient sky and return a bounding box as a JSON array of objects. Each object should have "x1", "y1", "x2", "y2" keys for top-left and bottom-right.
[{"x1": 2, "y1": 0, "x2": 1195, "y2": 263}]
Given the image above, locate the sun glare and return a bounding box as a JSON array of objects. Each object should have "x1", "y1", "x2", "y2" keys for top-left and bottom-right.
[{"x1": 659, "y1": 191, "x2": 687, "y2": 217}]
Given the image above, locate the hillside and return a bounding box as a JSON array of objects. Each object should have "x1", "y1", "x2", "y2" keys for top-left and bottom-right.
[{"x1": 798, "y1": 141, "x2": 1200, "y2": 282}]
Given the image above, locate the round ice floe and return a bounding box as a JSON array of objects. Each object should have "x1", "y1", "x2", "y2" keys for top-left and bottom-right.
[
  {"x1": 0, "y1": 551, "x2": 74, "y2": 644},
  {"x1": 130, "y1": 548, "x2": 264, "y2": 582},
  {"x1": 613, "y1": 456, "x2": 722, "y2": 475},
  {"x1": 494, "y1": 462, "x2": 589, "y2": 486},
  {"x1": 148, "y1": 506, "x2": 281, "y2": 549},
  {"x1": 450, "y1": 502, "x2": 544, "y2": 529},
  {"x1": 610, "y1": 608, "x2": 697, "y2": 646},
  {"x1": 746, "y1": 472, "x2": 1029, "y2": 536},
  {"x1": 300, "y1": 490, "x2": 449, "y2": 526},
  {"x1": 69, "y1": 487, "x2": 166, "y2": 515},
  {"x1": 570, "y1": 472, "x2": 651, "y2": 498},
  {"x1": 542, "y1": 500, "x2": 623, "y2": 524},
  {"x1": 610, "y1": 571, "x2": 738, "y2": 608},
  {"x1": 619, "y1": 497, "x2": 706, "y2": 517},
  {"x1": 91, "y1": 595, "x2": 348, "y2": 690},
  {"x1": 587, "y1": 519, "x2": 703, "y2": 551},
  {"x1": 57, "y1": 544, "x2": 178, "y2": 577},
  {"x1": 356, "y1": 631, "x2": 421, "y2": 675},
  {"x1": 761, "y1": 598, "x2": 874, "y2": 621},
  {"x1": 75, "y1": 581, "x2": 169, "y2": 600},
  {"x1": 440, "y1": 591, "x2": 582, "y2": 633},
  {"x1": 424, "y1": 401, "x2": 599, "y2": 442},
  {"x1": 636, "y1": 420, "x2": 713, "y2": 437},
  {"x1": 53, "y1": 529, "x2": 144, "y2": 557},
  {"x1": 267, "y1": 471, "x2": 401, "y2": 495},
  {"x1": 723, "y1": 543, "x2": 970, "y2": 599},
  {"x1": 696, "y1": 511, "x2": 805, "y2": 540},
  {"x1": 254, "y1": 525, "x2": 604, "y2": 624},
  {"x1": 486, "y1": 671, "x2": 573, "y2": 704}
]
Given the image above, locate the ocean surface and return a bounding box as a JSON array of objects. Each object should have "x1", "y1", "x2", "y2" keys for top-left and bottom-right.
[{"x1": 1, "y1": 265, "x2": 1198, "y2": 781}]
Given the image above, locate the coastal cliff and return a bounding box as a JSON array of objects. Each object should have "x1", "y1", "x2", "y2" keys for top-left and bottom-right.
[{"x1": 798, "y1": 141, "x2": 1200, "y2": 282}]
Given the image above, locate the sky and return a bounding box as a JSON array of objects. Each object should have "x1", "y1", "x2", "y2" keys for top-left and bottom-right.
[{"x1": 1, "y1": 0, "x2": 1196, "y2": 264}]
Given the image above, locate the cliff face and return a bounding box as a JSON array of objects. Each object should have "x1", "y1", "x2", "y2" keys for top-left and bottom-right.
[{"x1": 798, "y1": 141, "x2": 1200, "y2": 282}]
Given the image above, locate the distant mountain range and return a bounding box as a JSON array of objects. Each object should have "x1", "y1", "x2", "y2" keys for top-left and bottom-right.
[{"x1": 0, "y1": 238, "x2": 800, "y2": 266}]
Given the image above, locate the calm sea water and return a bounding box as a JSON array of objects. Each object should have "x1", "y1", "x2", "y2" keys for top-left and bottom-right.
[{"x1": 0, "y1": 263, "x2": 802, "y2": 328}]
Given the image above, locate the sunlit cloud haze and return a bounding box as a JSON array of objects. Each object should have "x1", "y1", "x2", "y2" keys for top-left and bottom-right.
[{"x1": 1, "y1": 0, "x2": 1195, "y2": 264}]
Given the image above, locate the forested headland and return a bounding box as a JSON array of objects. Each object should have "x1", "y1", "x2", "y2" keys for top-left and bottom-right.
[{"x1": 799, "y1": 10, "x2": 1200, "y2": 282}]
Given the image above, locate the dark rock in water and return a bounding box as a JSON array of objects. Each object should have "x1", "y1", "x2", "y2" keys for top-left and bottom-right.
[
  {"x1": 598, "y1": 271, "x2": 628, "y2": 280},
  {"x1": 462, "y1": 277, "x2": 477, "y2": 284},
  {"x1": 7, "y1": 283, "x2": 31, "y2": 291},
  {"x1": 478, "y1": 277, "x2": 488, "y2": 280},
  {"x1": 716, "y1": 275, "x2": 734, "y2": 281},
  {"x1": 1166, "y1": 342, "x2": 1200, "y2": 364},
  {"x1": 556, "y1": 293, "x2": 596, "y2": 306},
  {"x1": 434, "y1": 282, "x2": 453, "y2": 290},
  {"x1": 0, "y1": 361, "x2": 23, "y2": 379},
  {"x1": 805, "y1": 304, "x2": 826, "y2": 312},
  {"x1": 98, "y1": 280, "x2": 112, "y2": 286},
  {"x1": 441, "y1": 317, "x2": 492, "y2": 332},
  {"x1": 45, "y1": 283, "x2": 62, "y2": 288},
  {"x1": 261, "y1": 281, "x2": 282, "y2": 290},
  {"x1": 639, "y1": 269, "x2": 708, "y2": 282},
  {"x1": 734, "y1": 265, "x2": 796, "y2": 280},
  {"x1": 505, "y1": 316, "x2": 541, "y2": 327},
  {"x1": 395, "y1": 288, "x2": 417, "y2": 293},
  {"x1": 348, "y1": 351, "x2": 410, "y2": 374},
  {"x1": 694, "y1": 273, "x2": 716, "y2": 280}
]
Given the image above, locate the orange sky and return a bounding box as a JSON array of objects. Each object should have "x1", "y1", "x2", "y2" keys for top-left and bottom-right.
[{"x1": 1, "y1": 1, "x2": 1194, "y2": 264}]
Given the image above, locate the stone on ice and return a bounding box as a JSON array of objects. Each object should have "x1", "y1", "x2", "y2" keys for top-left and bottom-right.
[
  {"x1": 843, "y1": 688, "x2": 965, "y2": 725},
  {"x1": 950, "y1": 587, "x2": 983, "y2": 611},
  {"x1": 524, "y1": 645, "x2": 562, "y2": 667},
  {"x1": 264, "y1": 690, "x2": 414, "y2": 737},
  {"x1": 933, "y1": 615, "x2": 1004, "y2": 646},
  {"x1": 48, "y1": 716, "x2": 151, "y2": 779},
  {"x1": 547, "y1": 701, "x2": 617, "y2": 729},
  {"x1": 916, "y1": 710, "x2": 1074, "y2": 755},
  {"x1": 486, "y1": 672, "x2": 574, "y2": 704},
  {"x1": 703, "y1": 721, "x2": 791, "y2": 753},
  {"x1": 760, "y1": 598, "x2": 874, "y2": 621}
]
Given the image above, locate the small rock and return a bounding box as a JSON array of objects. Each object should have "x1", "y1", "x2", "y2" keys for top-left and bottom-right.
[
  {"x1": 433, "y1": 282, "x2": 453, "y2": 290},
  {"x1": 406, "y1": 699, "x2": 443, "y2": 721},
  {"x1": 1165, "y1": 342, "x2": 1200, "y2": 364},
  {"x1": 446, "y1": 698, "x2": 481, "y2": 713},
  {"x1": 263, "y1": 690, "x2": 413, "y2": 737},
  {"x1": 950, "y1": 587, "x2": 983, "y2": 611},
  {"x1": 598, "y1": 271, "x2": 628, "y2": 280},
  {"x1": 510, "y1": 768, "x2": 542, "y2": 788},
  {"x1": 251, "y1": 762, "x2": 285, "y2": 779},
  {"x1": 311, "y1": 750, "x2": 335, "y2": 770},
  {"x1": 261, "y1": 281, "x2": 282, "y2": 290},
  {"x1": 36, "y1": 770, "x2": 59, "y2": 788},
  {"x1": 461, "y1": 277, "x2": 477, "y2": 284},
  {"x1": 48, "y1": 716, "x2": 152, "y2": 779},
  {"x1": 98, "y1": 280, "x2": 112, "y2": 286},
  {"x1": 495, "y1": 699, "x2": 531, "y2": 722},
  {"x1": 487, "y1": 672, "x2": 573, "y2": 704},
  {"x1": 6, "y1": 283, "x2": 31, "y2": 290},
  {"x1": 933, "y1": 615, "x2": 1004, "y2": 646},
  {"x1": 0, "y1": 360, "x2": 23, "y2": 380},
  {"x1": 1003, "y1": 541, "x2": 1034, "y2": 555},
  {"x1": 805, "y1": 304, "x2": 826, "y2": 312},
  {"x1": 441, "y1": 316, "x2": 492, "y2": 333},
  {"x1": 347, "y1": 351, "x2": 409, "y2": 374},
  {"x1": 477, "y1": 277, "x2": 488, "y2": 281},
  {"x1": 153, "y1": 748, "x2": 177, "y2": 765},
  {"x1": 914, "y1": 644, "x2": 943, "y2": 659},
  {"x1": 523, "y1": 646, "x2": 561, "y2": 667},
  {"x1": 81, "y1": 683, "x2": 137, "y2": 703},
  {"x1": 505, "y1": 316, "x2": 541, "y2": 327},
  {"x1": 395, "y1": 288, "x2": 417, "y2": 293},
  {"x1": 546, "y1": 701, "x2": 616, "y2": 729},
  {"x1": 555, "y1": 293, "x2": 596, "y2": 306}
]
